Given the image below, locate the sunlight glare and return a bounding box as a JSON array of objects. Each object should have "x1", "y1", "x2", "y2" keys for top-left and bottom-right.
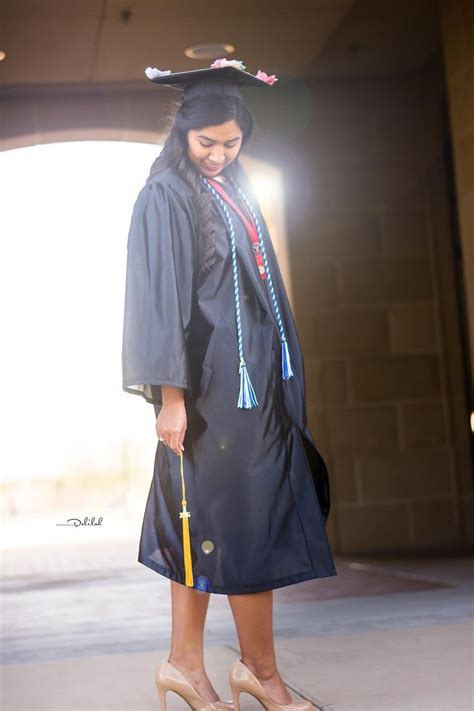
[{"x1": 0, "y1": 141, "x2": 162, "y2": 484}]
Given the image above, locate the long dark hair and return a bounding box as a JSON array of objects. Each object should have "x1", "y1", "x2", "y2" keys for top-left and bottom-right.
[{"x1": 146, "y1": 94, "x2": 255, "y2": 284}]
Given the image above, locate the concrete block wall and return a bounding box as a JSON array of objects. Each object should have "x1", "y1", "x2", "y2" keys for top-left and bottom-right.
[
  {"x1": 268, "y1": 59, "x2": 473, "y2": 555},
  {"x1": 439, "y1": 0, "x2": 474, "y2": 383}
]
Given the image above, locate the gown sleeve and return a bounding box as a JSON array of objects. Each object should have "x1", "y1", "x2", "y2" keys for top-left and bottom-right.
[{"x1": 121, "y1": 179, "x2": 198, "y2": 406}]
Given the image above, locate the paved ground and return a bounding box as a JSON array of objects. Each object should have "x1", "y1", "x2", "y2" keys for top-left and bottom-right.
[{"x1": 1, "y1": 512, "x2": 473, "y2": 711}]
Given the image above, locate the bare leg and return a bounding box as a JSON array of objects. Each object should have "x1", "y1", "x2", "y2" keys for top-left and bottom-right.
[
  {"x1": 227, "y1": 590, "x2": 293, "y2": 704},
  {"x1": 167, "y1": 580, "x2": 222, "y2": 702}
]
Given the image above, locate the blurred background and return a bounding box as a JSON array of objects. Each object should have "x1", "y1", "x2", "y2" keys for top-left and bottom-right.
[{"x1": 0, "y1": 2, "x2": 473, "y2": 710}]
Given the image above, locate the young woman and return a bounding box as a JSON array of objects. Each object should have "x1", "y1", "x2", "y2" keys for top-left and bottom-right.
[{"x1": 122, "y1": 59, "x2": 337, "y2": 711}]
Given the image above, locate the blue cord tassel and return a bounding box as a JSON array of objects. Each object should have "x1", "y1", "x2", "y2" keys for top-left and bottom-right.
[
  {"x1": 238, "y1": 358, "x2": 259, "y2": 408},
  {"x1": 232, "y1": 179, "x2": 295, "y2": 384},
  {"x1": 281, "y1": 338, "x2": 294, "y2": 379}
]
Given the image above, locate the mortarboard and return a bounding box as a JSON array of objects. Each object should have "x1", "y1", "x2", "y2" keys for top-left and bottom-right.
[{"x1": 144, "y1": 58, "x2": 277, "y2": 102}]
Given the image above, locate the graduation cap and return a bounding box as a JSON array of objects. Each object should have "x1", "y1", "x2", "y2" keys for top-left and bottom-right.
[{"x1": 144, "y1": 58, "x2": 278, "y2": 103}]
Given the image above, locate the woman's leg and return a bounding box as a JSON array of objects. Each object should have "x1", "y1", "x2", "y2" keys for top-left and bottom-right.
[
  {"x1": 167, "y1": 580, "x2": 222, "y2": 702},
  {"x1": 227, "y1": 591, "x2": 293, "y2": 704}
]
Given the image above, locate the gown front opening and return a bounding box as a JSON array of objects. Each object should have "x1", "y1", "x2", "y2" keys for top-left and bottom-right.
[{"x1": 122, "y1": 165, "x2": 338, "y2": 594}]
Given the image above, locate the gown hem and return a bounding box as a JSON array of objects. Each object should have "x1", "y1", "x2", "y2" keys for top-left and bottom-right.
[{"x1": 138, "y1": 555, "x2": 338, "y2": 595}]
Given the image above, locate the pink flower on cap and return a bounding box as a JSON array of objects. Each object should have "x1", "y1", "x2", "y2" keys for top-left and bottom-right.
[{"x1": 255, "y1": 70, "x2": 278, "y2": 85}]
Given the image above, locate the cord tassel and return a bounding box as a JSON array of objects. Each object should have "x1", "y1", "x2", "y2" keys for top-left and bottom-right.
[
  {"x1": 231, "y1": 180, "x2": 295, "y2": 385},
  {"x1": 238, "y1": 358, "x2": 259, "y2": 408},
  {"x1": 281, "y1": 338, "x2": 294, "y2": 379},
  {"x1": 178, "y1": 451, "x2": 194, "y2": 587}
]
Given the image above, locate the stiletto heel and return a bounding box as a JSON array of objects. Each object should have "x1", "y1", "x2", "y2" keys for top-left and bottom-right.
[
  {"x1": 155, "y1": 681, "x2": 167, "y2": 711},
  {"x1": 231, "y1": 687, "x2": 241, "y2": 711},
  {"x1": 229, "y1": 658, "x2": 314, "y2": 711},
  {"x1": 155, "y1": 658, "x2": 234, "y2": 710}
]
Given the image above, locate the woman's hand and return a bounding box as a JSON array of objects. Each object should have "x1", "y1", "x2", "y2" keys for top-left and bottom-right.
[{"x1": 156, "y1": 385, "x2": 187, "y2": 456}]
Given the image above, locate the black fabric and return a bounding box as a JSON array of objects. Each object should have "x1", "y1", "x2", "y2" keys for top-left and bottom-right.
[{"x1": 122, "y1": 166, "x2": 337, "y2": 594}]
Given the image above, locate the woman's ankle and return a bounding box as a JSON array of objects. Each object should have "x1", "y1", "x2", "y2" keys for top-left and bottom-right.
[
  {"x1": 241, "y1": 655, "x2": 277, "y2": 680},
  {"x1": 167, "y1": 654, "x2": 206, "y2": 675}
]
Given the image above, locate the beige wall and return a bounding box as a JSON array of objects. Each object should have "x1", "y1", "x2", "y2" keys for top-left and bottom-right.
[
  {"x1": 250, "y1": 57, "x2": 472, "y2": 554},
  {"x1": 439, "y1": 0, "x2": 474, "y2": 394}
]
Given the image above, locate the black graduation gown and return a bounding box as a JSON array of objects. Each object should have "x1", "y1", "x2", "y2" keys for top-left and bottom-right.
[{"x1": 122, "y1": 165, "x2": 337, "y2": 594}]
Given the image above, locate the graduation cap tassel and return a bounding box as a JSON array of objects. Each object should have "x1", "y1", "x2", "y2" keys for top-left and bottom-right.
[
  {"x1": 178, "y1": 451, "x2": 194, "y2": 587},
  {"x1": 201, "y1": 177, "x2": 259, "y2": 409},
  {"x1": 232, "y1": 181, "x2": 295, "y2": 382}
]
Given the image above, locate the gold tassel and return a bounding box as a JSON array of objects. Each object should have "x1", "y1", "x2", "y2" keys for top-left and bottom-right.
[{"x1": 178, "y1": 450, "x2": 194, "y2": 587}]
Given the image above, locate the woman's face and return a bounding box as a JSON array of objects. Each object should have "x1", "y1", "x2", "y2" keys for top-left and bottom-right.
[{"x1": 187, "y1": 119, "x2": 243, "y2": 177}]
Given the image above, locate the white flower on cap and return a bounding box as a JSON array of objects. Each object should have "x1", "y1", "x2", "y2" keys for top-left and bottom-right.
[
  {"x1": 144, "y1": 67, "x2": 172, "y2": 79},
  {"x1": 210, "y1": 58, "x2": 246, "y2": 71}
]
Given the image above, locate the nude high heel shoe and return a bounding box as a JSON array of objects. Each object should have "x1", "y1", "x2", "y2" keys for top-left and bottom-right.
[
  {"x1": 229, "y1": 658, "x2": 314, "y2": 711},
  {"x1": 155, "y1": 658, "x2": 234, "y2": 711}
]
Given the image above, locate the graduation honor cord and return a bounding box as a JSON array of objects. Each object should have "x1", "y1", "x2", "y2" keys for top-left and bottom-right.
[
  {"x1": 205, "y1": 177, "x2": 267, "y2": 280},
  {"x1": 201, "y1": 175, "x2": 295, "y2": 409}
]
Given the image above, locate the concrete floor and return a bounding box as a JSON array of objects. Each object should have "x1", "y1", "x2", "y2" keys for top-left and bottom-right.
[{"x1": 1, "y1": 531, "x2": 473, "y2": 711}]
